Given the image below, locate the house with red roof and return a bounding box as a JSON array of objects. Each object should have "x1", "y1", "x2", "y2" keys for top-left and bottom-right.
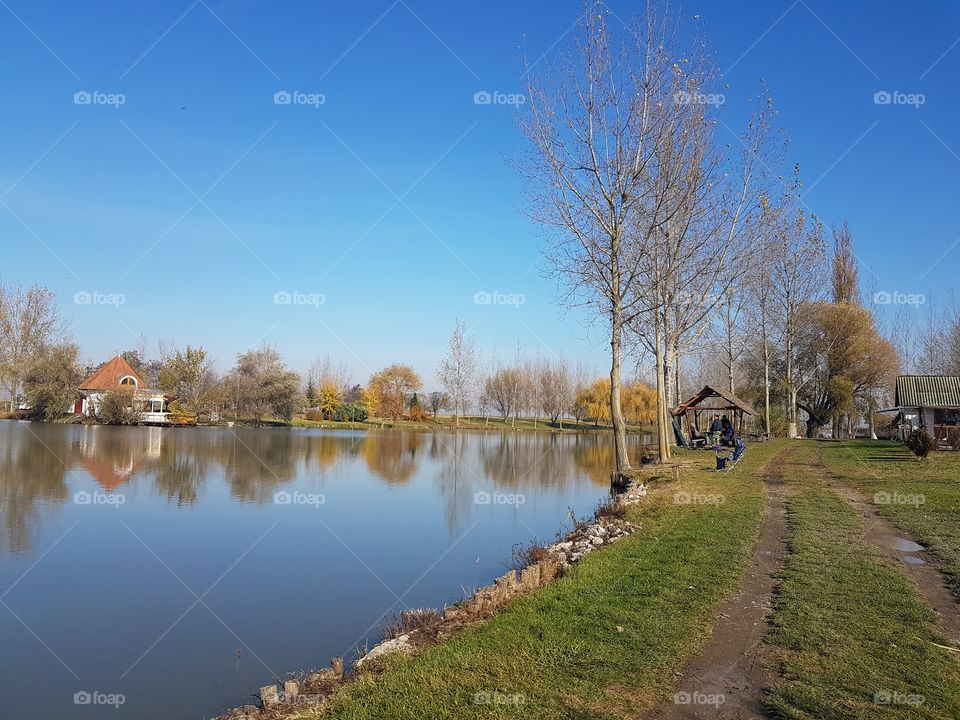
[{"x1": 76, "y1": 355, "x2": 173, "y2": 424}]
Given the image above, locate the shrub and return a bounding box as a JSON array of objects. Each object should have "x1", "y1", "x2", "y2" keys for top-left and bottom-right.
[
  {"x1": 594, "y1": 496, "x2": 627, "y2": 521},
  {"x1": 95, "y1": 388, "x2": 142, "y2": 425},
  {"x1": 510, "y1": 539, "x2": 548, "y2": 572},
  {"x1": 377, "y1": 608, "x2": 442, "y2": 640},
  {"x1": 905, "y1": 429, "x2": 936, "y2": 459},
  {"x1": 333, "y1": 402, "x2": 368, "y2": 422}
]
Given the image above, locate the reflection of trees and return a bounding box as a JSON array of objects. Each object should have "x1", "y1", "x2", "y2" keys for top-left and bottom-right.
[
  {"x1": 361, "y1": 431, "x2": 423, "y2": 484},
  {"x1": 432, "y1": 433, "x2": 477, "y2": 535},
  {"x1": 222, "y1": 429, "x2": 300, "y2": 502},
  {"x1": 478, "y1": 433, "x2": 575, "y2": 493},
  {"x1": 0, "y1": 423, "x2": 70, "y2": 553},
  {"x1": 571, "y1": 434, "x2": 650, "y2": 486}
]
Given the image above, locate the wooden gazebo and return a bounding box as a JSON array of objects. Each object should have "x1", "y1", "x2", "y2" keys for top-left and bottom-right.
[{"x1": 673, "y1": 385, "x2": 756, "y2": 442}]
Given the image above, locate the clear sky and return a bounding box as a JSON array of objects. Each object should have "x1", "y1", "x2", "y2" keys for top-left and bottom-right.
[{"x1": 2, "y1": 0, "x2": 958, "y2": 386}]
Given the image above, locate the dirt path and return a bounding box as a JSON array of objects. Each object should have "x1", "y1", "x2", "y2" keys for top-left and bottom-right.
[
  {"x1": 646, "y1": 449, "x2": 793, "y2": 720},
  {"x1": 813, "y1": 454, "x2": 960, "y2": 644}
]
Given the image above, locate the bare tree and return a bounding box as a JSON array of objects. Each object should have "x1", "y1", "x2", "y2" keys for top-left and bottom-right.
[
  {"x1": 539, "y1": 356, "x2": 573, "y2": 428},
  {"x1": 437, "y1": 320, "x2": 481, "y2": 426},
  {"x1": 427, "y1": 391, "x2": 449, "y2": 420},
  {"x1": 0, "y1": 283, "x2": 68, "y2": 407},
  {"x1": 771, "y1": 193, "x2": 828, "y2": 437},
  {"x1": 520, "y1": 4, "x2": 684, "y2": 472}
]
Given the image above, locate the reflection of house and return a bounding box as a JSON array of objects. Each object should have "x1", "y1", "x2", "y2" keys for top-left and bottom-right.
[
  {"x1": 75, "y1": 426, "x2": 163, "y2": 490},
  {"x1": 76, "y1": 356, "x2": 173, "y2": 424},
  {"x1": 883, "y1": 375, "x2": 960, "y2": 440}
]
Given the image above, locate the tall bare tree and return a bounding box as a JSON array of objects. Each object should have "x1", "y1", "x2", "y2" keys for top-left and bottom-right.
[
  {"x1": 437, "y1": 320, "x2": 480, "y2": 426},
  {"x1": 520, "y1": 3, "x2": 694, "y2": 472}
]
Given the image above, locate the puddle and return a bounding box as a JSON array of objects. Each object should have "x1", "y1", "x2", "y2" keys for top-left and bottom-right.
[
  {"x1": 901, "y1": 555, "x2": 926, "y2": 566},
  {"x1": 893, "y1": 538, "x2": 925, "y2": 553}
]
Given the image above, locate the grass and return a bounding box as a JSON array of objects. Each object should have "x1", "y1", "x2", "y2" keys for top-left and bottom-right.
[
  {"x1": 293, "y1": 441, "x2": 785, "y2": 719},
  {"x1": 818, "y1": 440, "x2": 960, "y2": 595},
  {"x1": 764, "y1": 441, "x2": 960, "y2": 720}
]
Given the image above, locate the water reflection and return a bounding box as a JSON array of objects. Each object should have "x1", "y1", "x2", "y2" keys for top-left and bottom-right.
[{"x1": 0, "y1": 423, "x2": 653, "y2": 554}]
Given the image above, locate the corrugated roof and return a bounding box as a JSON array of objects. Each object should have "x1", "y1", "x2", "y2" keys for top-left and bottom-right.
[
  {"x1": 79, "y1": 356, "x2": 145, "y2": 391},
  {"x1": 894, "y1": 376, "x2": 960, "y2": 408}
]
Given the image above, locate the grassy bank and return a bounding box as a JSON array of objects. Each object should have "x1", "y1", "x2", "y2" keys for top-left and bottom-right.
[
  {"x1": 818, "y1": 440, "x2": 960, "y2": 595},
  {"x1": 765, "y1": 442, "x2": 960, "y2": 719},
  {"x1": 291, "y1": 441, "x2": 784, "y2": 719},
  {"x1": 289, "y1": 415, "x2": 656, "y2": 434}
]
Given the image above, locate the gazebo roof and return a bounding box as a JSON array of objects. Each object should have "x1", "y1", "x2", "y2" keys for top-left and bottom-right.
[{"x1": 673, "y1": 385, "x2": 756, "y2": 417}]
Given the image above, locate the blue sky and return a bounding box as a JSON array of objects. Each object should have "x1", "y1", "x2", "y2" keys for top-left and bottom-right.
[{"x1": 2, "y1": 0, "x2": 959, "y2": 386}]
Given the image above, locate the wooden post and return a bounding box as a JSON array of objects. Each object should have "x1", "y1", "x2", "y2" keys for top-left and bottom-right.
[
  {"x1": 331, "y1": 656, "x2": 345, "y2": 678},
  {"x1": 260, "y1": 684, "x2": 280, "y2": 708}
]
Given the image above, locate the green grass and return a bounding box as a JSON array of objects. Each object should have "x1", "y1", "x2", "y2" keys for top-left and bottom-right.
[
  {"x1": 296, "y1": 442, "x2": 785, "y2": 719},
  {"x1": 818, "y1": 441, "x2": 960, "y2": 595},
  {"x1": 764, "y1": 442, "x2": 960, "y2": 720}
]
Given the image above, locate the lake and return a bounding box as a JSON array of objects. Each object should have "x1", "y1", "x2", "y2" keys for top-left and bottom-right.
[{"x1": 0, "y1": 422, "x2": 652, "y2": 719}]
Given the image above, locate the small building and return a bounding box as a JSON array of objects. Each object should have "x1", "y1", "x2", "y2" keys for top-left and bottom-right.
[
  {"x1": 673, "y1": 385, "x2": 756, "y2": 444},
  {"x1": 883, "y1": 375, "x2": 960, "y2": 441},
  {"x1": 77, "y1": 356, "x2": 173, "y2": 424}
]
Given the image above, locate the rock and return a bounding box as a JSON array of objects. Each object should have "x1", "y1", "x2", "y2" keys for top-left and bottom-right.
[
  {"x1": 260, "y1": 684, "x2": 280, "y2": 708},
  {"x1": 590, "y1": 536, "x2": 604, "y2": 545},
  {"x1": 284, "y1": 680, "x2": 299, "y2": 699},
  {"x1": 520, "y1": 563, "x2": 542, "y2": 590},
  {"x1": 356, "y1": 634, "x2": 413, "y2": 668},
  {"x1": 331, "y1": 656, "x2": 345, "y2": 678}
]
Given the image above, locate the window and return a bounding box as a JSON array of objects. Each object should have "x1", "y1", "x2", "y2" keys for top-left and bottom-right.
[
  {"x1": 119, "y1": 376, "x2": 138, "y2": 387},
  {"x1": 934, "y1": 408, "x2": 960, "y2": 425}
]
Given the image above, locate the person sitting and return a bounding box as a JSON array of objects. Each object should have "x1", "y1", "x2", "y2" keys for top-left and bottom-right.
[
  {"x1": 720, "y1": 416, "x2": 734, "y2": 446},
  {"x1": 709, "y1": 415, "x2": 723, "y2": 432}
]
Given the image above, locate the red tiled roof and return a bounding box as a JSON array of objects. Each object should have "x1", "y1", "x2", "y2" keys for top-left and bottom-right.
[{"x1": 79, "y1": 356, "x2": 145, "y2": 391}]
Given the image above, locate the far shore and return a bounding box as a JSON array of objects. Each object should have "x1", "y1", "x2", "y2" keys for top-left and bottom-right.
[{"x1": 0, "y1": 412, "x2": 656, "y2": 436}]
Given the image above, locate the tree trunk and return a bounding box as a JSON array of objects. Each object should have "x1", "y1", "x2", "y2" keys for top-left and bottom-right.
[
  {"x1": 654, "y1": 317, "x2": 671, "y2": 462},
  {"x1": 610, "y1": 309, "x2": 631, "y2": 472}
]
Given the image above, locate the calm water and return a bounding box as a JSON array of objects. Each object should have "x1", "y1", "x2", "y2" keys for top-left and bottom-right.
[{"x1": 0, "y1": 422, "x2": 651, "y2": 719}]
